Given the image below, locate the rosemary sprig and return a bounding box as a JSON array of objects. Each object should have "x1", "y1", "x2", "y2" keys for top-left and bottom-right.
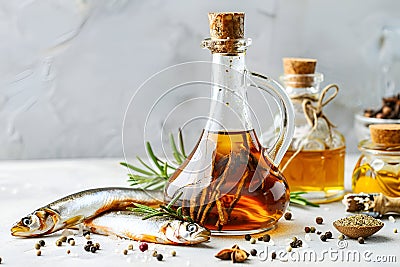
[
  {"x1": 121, "y1": 130, "x2": 319, "y2": 207},
  {"x1": 127, "y1": 192, "x2": 194, "y2": 222},
  {"x1": 289, "y1": 191, "x2": 320, "y2": 207},
  {"x1": 120, "y1": 129, "x2": 186, "y2": 190}
]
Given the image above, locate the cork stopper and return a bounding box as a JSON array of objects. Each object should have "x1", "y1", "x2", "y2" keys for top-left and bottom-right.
[
  {"x1": 369, "y1": 124, "x2": 400, "y2": 145},
  {"x1": 208, "y1": 12, "x2": 244, "y2": 39},
  {"x1": 282, "y1": 58, "x2": 317, "y2": 88}
]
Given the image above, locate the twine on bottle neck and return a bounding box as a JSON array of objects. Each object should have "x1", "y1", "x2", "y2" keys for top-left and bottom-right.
[{"x1": 281, "y1": 84, "x2": 339, "y2": 172}]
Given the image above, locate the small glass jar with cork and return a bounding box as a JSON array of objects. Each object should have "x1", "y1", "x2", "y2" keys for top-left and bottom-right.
[
  {"x1": 352, "y1": 124, "x2": 400, "y2": 197},
  {"x1": 274, "y1": 58, "x2": 346, "y2": 203}
]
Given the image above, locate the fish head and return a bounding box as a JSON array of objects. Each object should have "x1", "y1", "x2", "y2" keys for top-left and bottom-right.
[
  {"x1": 164, "y1": 220, "x2": 211, "y2": 244},
  {"x1": 11, "y1": 208, "x2": 60, "y2": 237}
]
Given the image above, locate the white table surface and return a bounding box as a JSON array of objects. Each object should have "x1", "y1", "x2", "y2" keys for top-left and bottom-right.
[{"x1": 0, "y1": 155, "x2": 399, "y2": 267}]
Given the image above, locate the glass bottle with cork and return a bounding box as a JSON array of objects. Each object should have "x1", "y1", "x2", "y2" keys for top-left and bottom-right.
[
  {"x1": 164, "y1": 12, "x2": 295, "y2": 234},
  {"x1": 352, "y1": 124, "x2": 400, "y2": 197},
  {"x1": 277, "y1": 58, "x2": 346, "y2": 203}
]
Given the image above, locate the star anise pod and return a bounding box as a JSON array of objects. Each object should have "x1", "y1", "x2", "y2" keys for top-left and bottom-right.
[{"x1": 215, "y1": 245, "x2": 249, "y2": 263}]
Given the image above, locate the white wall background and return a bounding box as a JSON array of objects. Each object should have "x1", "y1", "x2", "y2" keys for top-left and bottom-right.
[{"x1": 1, "y1": 0, "x2": 400, "y2": 159}]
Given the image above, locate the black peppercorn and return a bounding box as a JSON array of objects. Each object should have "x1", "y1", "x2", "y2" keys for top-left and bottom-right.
[
  {"x1": 83, "y1": 231, "x2": 90, "y2": 236},
  {"x1": 87, "y1": 241, "x2": 93, "y2": 245},
  {"x1": 284, "y1": 212, "x2": 292, "y2": 220},
  {"x1": 156, "y1": 254, "x2": 163, "y2": 261},
  {"x1": 325, "y1": 231, "x2": 332, "y2": 239},
  {"x1": 258, "y1": 237, "x2": 263, "y2": 241},
  {"x1": 358, "y1": 237, "x2": 365, "y2": 244},
  {"x1": 67, "y1": 238, "x2": 74, "y2": 243},
  {"x1": 84, "y1": 245, "x2": 91, "y2": 252},
  {"x1": 262, "y1": 234, "x2": 271, "y2": 242},
  {"x1": 316, "y1": 231, "x2": 322, "y2": 235},
  {"x1": 38, "y1": 240, "x2": 45, "y2": 247},
  {"x1": 320, "y1": 234, "x2": 327, "y2": 242},
  {"x1": 250, "y1": 249, "x2": 257, "y2": 256},
  {"x1": 90, "y1": 246, "x2": 97, "y2": 253},
  {"x1": 244, "y1": 234, "x2": 251, "y2": 241}
]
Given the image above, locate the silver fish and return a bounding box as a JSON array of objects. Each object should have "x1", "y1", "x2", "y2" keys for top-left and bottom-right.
[
  {"x1": 84, "y1": 211, "x2": 211, "y2": 245},
  {"x1": 11, "y1": 187, "x2": 163, "y2": 237}
]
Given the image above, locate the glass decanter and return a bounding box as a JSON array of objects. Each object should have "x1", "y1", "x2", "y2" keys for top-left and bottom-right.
[
  {"x1": 277, "y1": 58, "x2": 345, "y2": 203},
  {"x1": 164, "y1": 12, "x2": 295, "y2": 234}
]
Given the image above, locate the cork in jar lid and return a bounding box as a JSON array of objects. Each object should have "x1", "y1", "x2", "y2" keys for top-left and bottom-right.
[
  {"x1": 208, "y1": 12, "x2": 244, "y2": 39},
  {"x1": 282, "y1": 58, "x2": 317, "y2": 88},
  {"x1": 283, "y1": 58, "x2": 317, "y2": 75},
  {"x1": 369, "y1": 124, "x2": 400, "y2": 145}
]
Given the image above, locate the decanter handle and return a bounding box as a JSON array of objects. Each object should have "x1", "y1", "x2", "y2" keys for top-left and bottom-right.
[{"x1": 249, "y1": 72, "x2": 295, "y2": 166}]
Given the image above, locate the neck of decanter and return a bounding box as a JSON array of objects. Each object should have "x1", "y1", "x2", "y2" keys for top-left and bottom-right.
[{"x1": 205, "y1": 52, "x2": 253, "y2": 132}]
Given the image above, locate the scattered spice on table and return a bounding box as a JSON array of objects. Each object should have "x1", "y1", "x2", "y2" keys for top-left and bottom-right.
[
  {"x1": 244, "y1": 234, "x2": 251, "y2": 241},
  {"x1": 304, "y1": 226, "x2": 311, "y2": 233},
  {"x1": 139, "y1": 242, "x2": 148, "y2": 252},
  {"x1": 250, "y1": 237, "x2": 256, "y2": 244},
  {"x1": 34, "y1": 243, "x2": 41, "y2": 250},
  {"x1": 316, "y1": 216, "x2": 323, "y2": 224},
  {"x1": 36, "y1": 250, "x2": 41, "y2": 256},
  {"x1": 250, "y1": 249, "x2": 257, "y2": 256},
  {"x1": 320, "y1": 234, "x2": 327, "y2": 242},
  {"x1": 358, "y1": 237, "x2": 365, "y2": 244},
  {"x1": 38, "y1": 240, "x2": 45, "y2": 247},
  {"x1": 156, "y1": 254, "x2": 163, "y2": 261},
  {"x1": 262, "y1": 234, "x2": 271, "y2": 242},
  {"x1": 171, "y1": 250, "x2": 176, "y2": 257},
  {"x1": 284, "y1": 212, "x2": 292, "y2": 220},
  {"x1": 215, "y1": 245, "x2": 249, "y2": 263}
]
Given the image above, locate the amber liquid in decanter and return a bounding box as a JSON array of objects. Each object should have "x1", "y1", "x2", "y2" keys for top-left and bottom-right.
[{"x1": 165, "y1": 129, "x2": 290, "y2": 232}]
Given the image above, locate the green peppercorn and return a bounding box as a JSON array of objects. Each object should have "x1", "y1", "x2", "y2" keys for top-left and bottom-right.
[
  {"x1": 250, "y1": 238, "x2": 256, "y2": 244},
  {"x1": 156, "y1": 254, "x2": 163, "y2": 261},
  {"x1": 310, "y1": 227, "x2": 316, "y2": 233},
  {"x1": 38, "y1": 240, "x2": 45, "y2": 247},
  {"x1": 250, "y1": 249, "x2": 257, "y2": 256},
  {"x1": 244, "y1": 234, "x2": 251, "y2": 241}
]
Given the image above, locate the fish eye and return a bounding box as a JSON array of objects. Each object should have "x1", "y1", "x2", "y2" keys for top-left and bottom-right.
[
  {"x1": 22, "y1": 217, "x2": 31, "y2": 226},
  {"x1": 186, "y1": 223, "x2": 198, "y2": 233}
]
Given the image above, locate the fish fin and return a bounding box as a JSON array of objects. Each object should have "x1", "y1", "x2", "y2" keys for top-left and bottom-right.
[{"x1": 63, "y1": 215, "x2": 84, "y2": 228}]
